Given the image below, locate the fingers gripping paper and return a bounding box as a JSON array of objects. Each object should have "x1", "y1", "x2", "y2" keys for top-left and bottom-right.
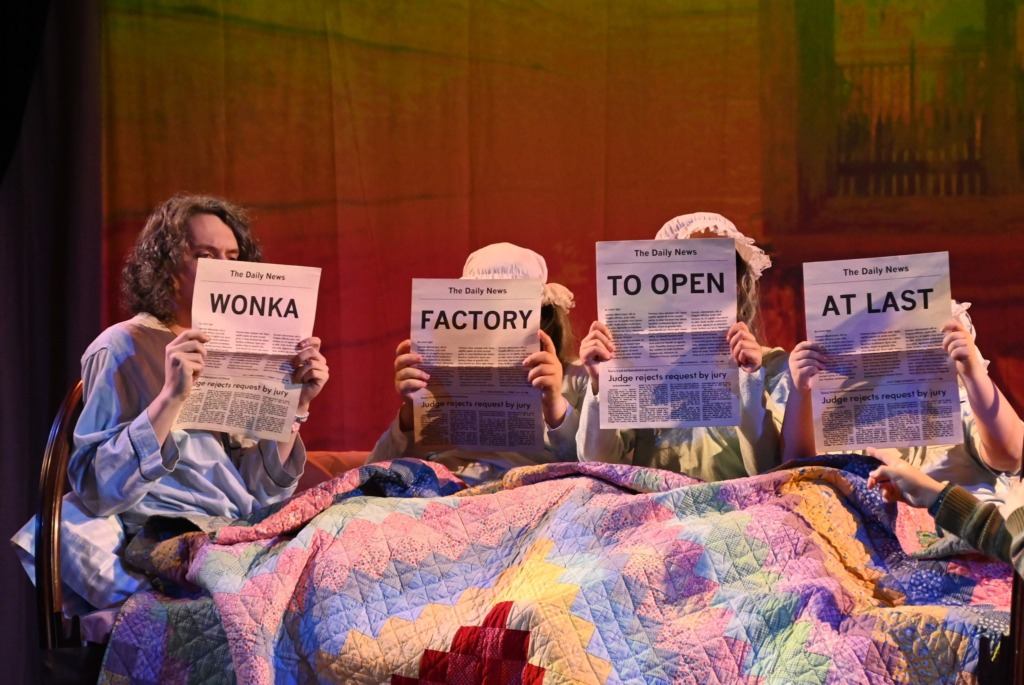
[
  {"x1": 595, "y1": 239, "x2": 740, "y2": 429},
  {"x1": 802, "y1": 251, "x2": 961, "y2": 452},
  {"x1": 411, "y1": 278, "x2": 544, "y2": 452},
  {"x1": 175, "y1": 259, "x2": 322, "y2": 441}
]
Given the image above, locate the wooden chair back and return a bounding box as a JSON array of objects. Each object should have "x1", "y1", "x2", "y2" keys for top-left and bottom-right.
[{"x1": 36, "y1": 380, "x2": 84, "y2": 650}]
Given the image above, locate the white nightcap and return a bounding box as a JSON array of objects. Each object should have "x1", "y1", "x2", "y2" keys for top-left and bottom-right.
[
  {"x1": 461, "y1": 242, "x2": 574, "y2": 309},
  {"x1": 655, "y1": 212, "x2": 772, "y2": 280}
]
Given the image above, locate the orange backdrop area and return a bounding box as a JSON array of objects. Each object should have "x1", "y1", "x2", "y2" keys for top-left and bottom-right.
[
  {"x1": 101, "y1": 0, "x2": 1024, "y2": 451},
  {"x1": 102, "y1": 0, "x2": 768, "y2": 451}
]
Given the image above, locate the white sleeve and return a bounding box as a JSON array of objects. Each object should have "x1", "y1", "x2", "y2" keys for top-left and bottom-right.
[
  {"x1": 367, "y1": 413, "x2": 414, "y2": 463},
  {"x1": 576, "y1": 389, "x2": 634, "y2": 464},
  {"x1": 544, "y1": 364, "x2": 588, "y2": 461}
]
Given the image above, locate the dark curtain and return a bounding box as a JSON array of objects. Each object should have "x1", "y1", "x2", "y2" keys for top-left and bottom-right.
[{"x1": 0, "y1": 1, "x2": 101, "y2": 681}]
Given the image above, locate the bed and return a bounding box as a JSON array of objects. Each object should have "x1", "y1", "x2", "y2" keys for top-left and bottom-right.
[
  {"x1": 33, "y1": 383, "x2": 1023, "y2": 684},
  {"x1": 88, "y1": 456, "x2": 1017, "y2": 683}
]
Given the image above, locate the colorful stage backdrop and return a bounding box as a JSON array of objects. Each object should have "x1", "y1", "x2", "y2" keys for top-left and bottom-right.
[{"x1": 101, "y1": 0, "x2": 1024, "y2": 451}]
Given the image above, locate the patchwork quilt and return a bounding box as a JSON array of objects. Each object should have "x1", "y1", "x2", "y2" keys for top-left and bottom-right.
[{"x1": 98, "y1": 457, "x2": 1012, "y2": 684}]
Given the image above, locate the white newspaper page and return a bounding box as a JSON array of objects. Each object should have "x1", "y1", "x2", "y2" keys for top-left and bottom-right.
[
  {"x1": 803, "y1": 251, "x2": 961, "y2": 452},
  {"x1": 596, "y1": 238, "x2": 739, "y2": 429},
  {"x1": 411, "y1": 278, "x2": 544, "y2": 452},
  {"x1": 175, "y1": 259, "x2": 322, "y2": 442}
]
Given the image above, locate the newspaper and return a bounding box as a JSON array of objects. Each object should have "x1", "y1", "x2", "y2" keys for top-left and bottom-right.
[
  {"x1": 803, "y1": 251, "x2": 961, "y2": 452},
  {"x1": 411, "y1": 278, "x2": 544, "y2": 452},
  {"x1": 596, "y1": 238, "x2": 739, "y2": 429},
  {"x1": 174, "y1": 259, "x2": 322, "y2": 442}
]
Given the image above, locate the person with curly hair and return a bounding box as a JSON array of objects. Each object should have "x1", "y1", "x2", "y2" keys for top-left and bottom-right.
[{"x1": 68, "y1": 194, "x2": 330, "y2": 534}]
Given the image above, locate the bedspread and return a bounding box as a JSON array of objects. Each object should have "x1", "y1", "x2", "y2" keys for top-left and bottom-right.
[{"x1": 98, "y1": 456, "x2": 1012, "y2": 684}]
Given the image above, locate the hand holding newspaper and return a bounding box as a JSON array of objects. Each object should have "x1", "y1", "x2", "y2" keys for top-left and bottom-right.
[
  {"x1": 595, "y1": 239, "x2": 740, "y2": 429},
  {"x1": 802, "y1": 251, "x2": 961, "y2": 452},
  {"x1": 411, "y1": 278, "x2": 545, "y2": 452},
  {"x1": 174, "y1": 259, "x2": 322, "y2": 442}
]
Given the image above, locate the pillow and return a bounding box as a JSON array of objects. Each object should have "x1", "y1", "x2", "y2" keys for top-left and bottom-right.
[{"x1": 10, "y1": 492, "x2": 150, "y2": 613}]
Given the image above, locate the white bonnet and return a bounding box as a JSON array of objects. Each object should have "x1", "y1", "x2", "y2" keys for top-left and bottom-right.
[
  {"x1": 461, "y1": 242, "x2": 574, "y2": 310},
  {"x1": 655, "y1": 212, "x2": 772, "y2": 280}
]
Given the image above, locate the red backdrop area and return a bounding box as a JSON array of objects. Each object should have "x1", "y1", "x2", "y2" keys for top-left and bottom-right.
[
  {"x1": 101, "y1": 1, "x2": 1024, "y2": 452},
  {"x1": 102, "y1": 1, "x2": 772, "y2": 450}
]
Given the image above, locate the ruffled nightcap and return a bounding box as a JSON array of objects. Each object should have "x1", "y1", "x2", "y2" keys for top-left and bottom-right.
[
  {"x1": 655, "y1": 212, "x2": 772, "y2": 281},
  {"x1": 461, "y1": 242, "x2": 575, "y2": 310}
]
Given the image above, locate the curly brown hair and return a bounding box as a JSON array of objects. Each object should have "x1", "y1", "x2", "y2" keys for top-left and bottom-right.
[{"x1": 121, "y1": 195, "x2": 263, "y2": 323}]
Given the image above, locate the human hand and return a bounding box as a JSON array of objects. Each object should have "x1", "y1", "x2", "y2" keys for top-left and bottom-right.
[
  {"x1": 525, "y1": 330, "x2": 567, "y2": 427},
  {"x1": 292, "y1": 337, "x2": 329, "y2": 413},
  {"x1": 728, "y1": 322, "x2": 762, "y2": 373},
  {"x1": 579, "y1": 320, "x2": 615, "y2": 392},
  {"x1": 866, "y1": 447, "x2": 946, "y2": 508},
  {"x1": 789, "y1": 340, "x2": 827, "y2": 393},
  {"x1": 393, "y1": 339, "x2": 428, "y2": 401},
  {"x1": 161, "y1": 329, "x2": 209, "y2": 403},
  {"x1": 941, "y1": 318, "x2": 983, "y2": 381}
]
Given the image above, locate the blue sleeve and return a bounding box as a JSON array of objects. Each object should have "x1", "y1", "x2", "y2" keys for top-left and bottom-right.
[
  {"x1": 232, "y1": 434, "x2": 305, "y2": 505},
  {"x1": 68, "y1": 348, "x2": 180, "y2": 517}
]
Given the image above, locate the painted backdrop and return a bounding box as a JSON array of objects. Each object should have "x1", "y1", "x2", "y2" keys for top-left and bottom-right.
[
  {"x1": 102, "y1": 0, "x2": 1024, "y2": 451},
  {"x1": 103, "y1": 0, "x2": 772, "y2": 450}
]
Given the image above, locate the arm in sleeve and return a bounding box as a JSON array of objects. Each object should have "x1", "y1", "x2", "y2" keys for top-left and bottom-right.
[
  {"x1": 960, "y1": 385, "x2": 1023, "y2": 477},
  {"x1": 1005, "y1": 506, "x2": 1024, "y2": 578},
  {"x1": 740, "y1": 348, "x2": 791, "y2": 473},
  {"x1": 366, "y1": 413, "x2": 415, "y2": 463},
  {"x1": 935, "y1": 485, "x2": 1011, "y2": 563},
  {"x1": 68, "y1": 348, "x2": 181, "y2": 517},
  {"x1": 544, "y1": 364, "x2": 588, "y2": 461},
  {"x1": 546, "y1": 403, "x2": 579, "y2": 461},
  {"x1": 952, "y1": 304, "x2": 1022, "y2": 474},
  {"x1": 576, "y1": 389, "x2": 635, "y2": 464},
  {"x1": 232, "y1": 434, "x2": 306, "y2": 505}
]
